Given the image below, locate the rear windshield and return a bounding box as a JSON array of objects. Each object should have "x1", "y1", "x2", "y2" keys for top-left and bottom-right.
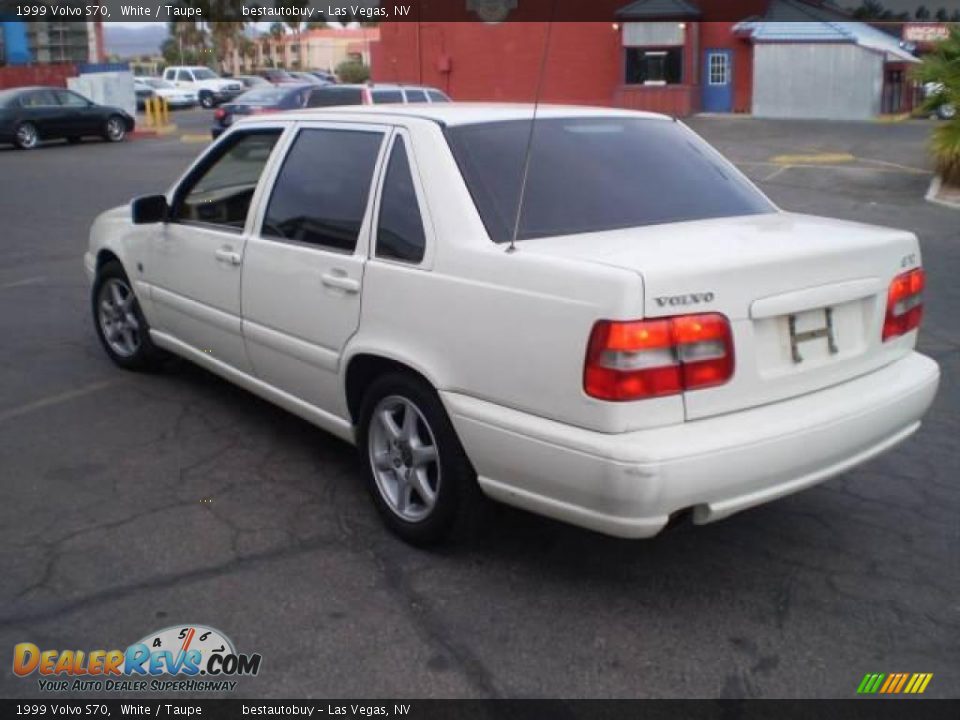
[
  {"x1": 372, "y1": 90, "x2": 404, "y2": 104},
  {"x1": 236, "y1": 87, "x2": 287, "y2": 104},
  {"x1": 445, "y1": 117, "x2": 774, "y2": 243},
  {"x1": 308, "y1": 87, "x2": 364, "y2": 107}
]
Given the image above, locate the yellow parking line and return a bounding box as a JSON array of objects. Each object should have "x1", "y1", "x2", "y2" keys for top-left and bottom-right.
[
  {"x1": 180, "y1": 133, "x2": 211, "y2": 144},
  {"x1": 770, "y1": 152, "x2": 855, "y2": 165}
]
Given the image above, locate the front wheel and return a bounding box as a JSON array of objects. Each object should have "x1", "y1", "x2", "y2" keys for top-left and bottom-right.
[
  {"x1": 358, "y1": 373, "x2": 484, "y2": 545},
  {"x1": 199, "y1": 92, "x2": 215, "y2": 109},
  {"x1": 92, "y1": 261, "x2": 162, "y2": 370},
  {"x1": 103, "y1": 116, "x2": 126, "y2": 143},
  {"x1": 937, "y1": 103, "x2": 956, "y2": 121}
]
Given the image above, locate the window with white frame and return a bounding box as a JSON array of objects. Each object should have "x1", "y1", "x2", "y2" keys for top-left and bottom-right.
[{"x1": 708, "y1": 53, "x2": 729, "y2": 86}]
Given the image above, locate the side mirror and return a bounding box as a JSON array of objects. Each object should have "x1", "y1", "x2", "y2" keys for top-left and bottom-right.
[{"x1": 131, "y1": 195, "x2": 168, "y2": 225}]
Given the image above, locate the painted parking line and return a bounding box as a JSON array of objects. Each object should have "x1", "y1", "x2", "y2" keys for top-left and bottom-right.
[
  {"x1": 0, "y1": 276, "x2": 45, "y2": 290},
  {"x1": 770, "y1": 152, "x2": 856, "y2": 165},
  {"x1": 0, "y1": 378, "x2": 122, "y2": 425},
  {"x1": 181, "y1": 134, "x2": 211, "y2": 144}
]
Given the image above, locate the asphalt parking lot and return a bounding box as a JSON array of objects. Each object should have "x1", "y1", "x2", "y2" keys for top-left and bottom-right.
[{"x1": 0, "y1": 110, "x2": 957, "y2": 699}]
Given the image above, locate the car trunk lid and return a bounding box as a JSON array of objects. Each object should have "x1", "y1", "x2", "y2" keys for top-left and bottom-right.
[{"x1": 524, "y1": 212, "x2": 922, "y2": 420}]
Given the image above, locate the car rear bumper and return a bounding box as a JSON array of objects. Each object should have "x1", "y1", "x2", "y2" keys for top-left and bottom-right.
[{"x1": 443, "y1": 352, "x2": 940, "y2": 538}]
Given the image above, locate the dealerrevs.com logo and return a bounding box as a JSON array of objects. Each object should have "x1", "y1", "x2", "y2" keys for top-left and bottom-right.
[{"x1": 13, "y1": 624, "x2": 262, "y2": 693}]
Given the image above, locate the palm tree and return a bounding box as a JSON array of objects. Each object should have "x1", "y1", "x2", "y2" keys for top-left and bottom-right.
[{"x1": 912, "y1": 26, "x2": 960, "y2": 185}]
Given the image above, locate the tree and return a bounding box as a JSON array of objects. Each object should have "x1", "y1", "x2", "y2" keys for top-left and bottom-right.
[
  {"x1": 852, "y1": 1, "x2": 892, "y2": 19},
  {"x1": 336, "y1": 59, "x2": 370, "y2": 83},
  {"x1": 915, "y1": 5, "x2": 930, "y2": 19},
  {"x1": 912, "y1": 26, "x2": 960, "y2": 185},
  {"x1": 935, "y1": 8, "x2": 948, "y2": 21}
]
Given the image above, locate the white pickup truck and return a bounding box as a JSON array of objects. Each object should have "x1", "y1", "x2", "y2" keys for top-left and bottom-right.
[
  {"x1": 162, "y1": 66, "x2": 244, "y2": 108},
  {"x1": 84, "y1": 105, "x2": 939, "y2": 544}
]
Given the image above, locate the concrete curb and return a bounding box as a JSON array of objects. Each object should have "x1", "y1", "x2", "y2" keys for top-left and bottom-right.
[
  {"x1": 129, "y1": 125, "x2": 178, "y2": 140},
  {"x1": 925, "y1": 175, "x2": 960, "y2": 210}
]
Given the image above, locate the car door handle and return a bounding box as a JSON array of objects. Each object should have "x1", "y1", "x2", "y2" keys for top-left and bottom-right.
[
  {"x1": 321, "y1": 271, "x2": 360, "y2": 293},
  {"x1": 214, "y1": 247, "x2": 241, "y2": 266}
]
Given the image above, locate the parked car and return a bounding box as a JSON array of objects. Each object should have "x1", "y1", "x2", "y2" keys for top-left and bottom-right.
[
  {"x1": 305, "y1": 84, "x2": 450, "y2": 107},
  {"x1": 234, "y1": 75, "x2": 271, "y2": 89},
  {"x1": 85, "y1": 105, "x2": 939, "y2": 545},
  {"x1": 134, "y1": 78, "x2": 198, "y2": 108},
  {"x1": 255, "y1": 69, "x2": 300, "y2": 85},
  {"x1": 161, "y1": 66, "x2": 244, "y2": 108},
  {"x1": 923, "y1": 82, "x2": 956, "y2": 120},
  {"x1": 288, "y1": 71, "x2": 328, "y2": 85},
  {"x1": 0, "y1": 86, "x2": 134, "y2": 149},
  {"x1": 133, "y1": 80, "x2": 155, "y2": 111},
  {"x1": 210, "y1": 84, "x2": 313, "y2": 138}
]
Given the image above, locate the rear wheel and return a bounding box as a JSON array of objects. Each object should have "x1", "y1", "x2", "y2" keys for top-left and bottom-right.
[
  {"x1": 14, "y1": 122, "x2": 38, "y2": 149},
  {"x1": 199, "y1": 91, "x2": 215, "y2": 109},
  {"x1": 92, "y1": 260, "x2": 162, "y2": 370},
  {"x1": 358, "y1": 373, "x2": 484, "y2": 545},
  {"x1": 937, "y1": 103, "x2": 956, "y2": 121},
  {"x1": 103, "y1": 116, "x2": 126, "y2": 143}
]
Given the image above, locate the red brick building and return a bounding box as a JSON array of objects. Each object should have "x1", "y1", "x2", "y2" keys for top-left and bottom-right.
[{"x1": 370, "y1": 0, "x2": 919, "y2": 119}]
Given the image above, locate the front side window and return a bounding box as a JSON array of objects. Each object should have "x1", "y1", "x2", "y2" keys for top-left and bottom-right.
[
  {"x1": 403, "y1": 89, "x2": 427, "y2": 103},
  {"x1": 426, "y1": 90, "x2": 450, "y2": 102},
  {"x1": 376, "y1": 137, "x2": 426, "y2": 264},
  {"x1": 446, "y1": 117, "x2": 774, "y2": 243},
  {"x1": 625, "y1": 47, "x2": 683, "y2": 85},
  {"x1": 262, "y1": 128, "x2": 384, "y2": 253},
  {"x1": 55, "y1": 90, "x2": 89, "y2": 107},
  {"x1": 176, "y1": 70, "x2": 192, "y2": 82},
  {"x1": 171, "y1": 130, "x2": 282, "y2": 230}
]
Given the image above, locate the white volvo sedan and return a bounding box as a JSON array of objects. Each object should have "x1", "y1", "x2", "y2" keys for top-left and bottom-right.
[{"x1": 84, "y1": 105, "x2": 940, "y2": 544}]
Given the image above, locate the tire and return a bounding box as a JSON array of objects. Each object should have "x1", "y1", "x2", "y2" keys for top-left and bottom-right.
[
  {"x1": 938, "y1": 103, "x2": 956, "y2": 121},
  {"x1": 199, "y1": 91, "x2": 215, "y2": 109},
  {"x1": 92, "y1": 260, "x2": 162, "y2": 370},
  {"x1": 13, "y1": 122, "x2": 39, "y2": 149},
  {"x1": 357, "y1": 372, "x2": 484, "y2": 546},
  {"x1": 102, "y1": 115, "x2": 126, "y2": 143}
]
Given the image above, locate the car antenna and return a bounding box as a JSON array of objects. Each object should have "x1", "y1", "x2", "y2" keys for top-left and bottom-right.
[{"x1": 508, "y1": 0, "x2": 556, "y2": 254}]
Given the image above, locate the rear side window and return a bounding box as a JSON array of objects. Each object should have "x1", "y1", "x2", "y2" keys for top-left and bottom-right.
[
  {"x1": 262, "y1": 128, "x2": 383, "y2": 253},
  {"x1": 403, "y1": 89, "x2": 427, "y2": 103},
  {"x1": 307, "y1": 87, "x2": 364, "y2": 107},
  {"x1": 172, "y1": 130, "x2": 282, "y2": 230},
  {"x1": 445, "y1": 117, "x2": 774, "y2": 243},
  {"x1": 376, "y1": 137, "x2": 426, "y2": 264},
  {"x1": 21, "y1": 90, "x2": 59, "y2": 107},
  {"x1": 372, "y1": 90, "x2": 404, "y2": 104},
  {"x1": 177, "y1": 70, "x2": 192, "y2": 82}
]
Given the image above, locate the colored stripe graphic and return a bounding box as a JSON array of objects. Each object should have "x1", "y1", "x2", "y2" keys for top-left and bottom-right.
[{"x1": 857, "y1": 672, "x2": 932, "y2": 694}]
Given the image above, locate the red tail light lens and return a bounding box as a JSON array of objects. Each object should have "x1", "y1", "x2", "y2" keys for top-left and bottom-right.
[
  {"x1": 213, "y1": 108, "x2": 225, "y2": 120},
  {"x1": 882, "y1": 268, "x2": 925, "y2": 341},
  {"x1": 584, "y1": 313, "x2": 734, "y2": 401}
]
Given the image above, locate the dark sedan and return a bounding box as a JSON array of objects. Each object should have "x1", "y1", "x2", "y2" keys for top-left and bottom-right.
[
  {"x1": 210, "y1": 84, "x2": 312, "y2": 139},
  {"x1": 0, "y1": 86, "x2": 135, "y2": 149}
]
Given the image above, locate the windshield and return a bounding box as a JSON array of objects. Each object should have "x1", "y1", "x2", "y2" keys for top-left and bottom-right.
[
  {"x1": 445, "y1": 117, "x2": 775, "y2": 243},
  {"x1": 191, "y1": 68, "x2": 218, "y2": 80},
  {"x1": 145, "y1": 79, "x2": 173, "y2": 89}
]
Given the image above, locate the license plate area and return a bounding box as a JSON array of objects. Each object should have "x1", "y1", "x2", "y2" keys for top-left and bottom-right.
[{"x1": 754, "y1": 298, "x2": 873, "y2": 377}]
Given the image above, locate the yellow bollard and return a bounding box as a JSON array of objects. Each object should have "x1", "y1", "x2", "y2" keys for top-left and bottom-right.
[
  {"x1": 162, "y1": 97, "x2": 170, "y2": 126},
  {"x1": 145, "y1": 97, "x2": 155, "y2": 127}
]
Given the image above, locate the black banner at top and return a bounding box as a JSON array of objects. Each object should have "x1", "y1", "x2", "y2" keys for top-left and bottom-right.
[{"x1": 0, "y1": 0, "x2": 959, "y2": 23}]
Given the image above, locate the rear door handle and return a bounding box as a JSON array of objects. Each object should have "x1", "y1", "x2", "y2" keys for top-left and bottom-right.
[
  {"x1": 321, "y1": 271, "x2": 360, "y2": 293},
  {"x1": 214, "y1": 247, "x2": 241, "y2": 266}
]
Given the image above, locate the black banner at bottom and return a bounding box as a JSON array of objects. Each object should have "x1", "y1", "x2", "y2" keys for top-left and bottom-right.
[{"x1": 3, "y1": 700, "x2": 960, "y2": 720}]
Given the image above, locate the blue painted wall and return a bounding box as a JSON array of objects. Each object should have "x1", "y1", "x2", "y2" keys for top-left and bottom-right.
[{"x1": 1, "y1": 20, "x2": 33, "y2": 65}]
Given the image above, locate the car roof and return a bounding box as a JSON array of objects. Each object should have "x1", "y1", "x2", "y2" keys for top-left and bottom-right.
[{"x1": 258, "y1": 103, "x2": 671, "y2": 128}]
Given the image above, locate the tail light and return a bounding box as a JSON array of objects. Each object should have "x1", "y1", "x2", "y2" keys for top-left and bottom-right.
[
  {"x1": 213, "y1": 108, "x2": 225, "y2": 120},
  {"x1": 882, "y1": 268, "x2": 925, "y2": 341},
  {"x1": 584, "y1": 313, "x2": 735, "y2": 401}
]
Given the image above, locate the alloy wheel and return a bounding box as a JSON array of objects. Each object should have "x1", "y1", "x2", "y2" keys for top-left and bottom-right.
[
  {"x1": 16, "y1": 123, "x2": 38, "y2": 149},
  {"x1": 97, "y1": 278, "x2": 141, "y2": 358},
  {"x1": 368, "y1": 395, "x2": 441, "y2": 522},
  {"x1": 106, "y1": 117, "x2": 125, "y2": 141}
]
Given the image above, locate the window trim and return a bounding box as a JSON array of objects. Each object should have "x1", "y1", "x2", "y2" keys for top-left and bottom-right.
[
  {"x1": 250, "y1": 120, "x2": 393, "y2": 260},
  {"x1": 371, "y1": 129, "x2": 434, "y2": 268},
  {"x1": 624, "y1": 45, "x2": 684, "y2": 86},
  {"x1": 167, "y1": 125, "x2": 289, "y2": 236}
]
